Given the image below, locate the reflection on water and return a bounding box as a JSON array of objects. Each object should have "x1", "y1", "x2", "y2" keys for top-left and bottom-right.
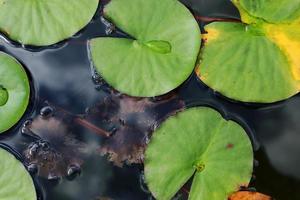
[
  {"x1": 254, "y1": 98, "x2": 300, "y2": 180},
  {"x1": 180, "y1": 0, "x2": 240, "y2": 19},
  {"x1": 0, "y1": 0, "x2": 300, "y2": 199}
]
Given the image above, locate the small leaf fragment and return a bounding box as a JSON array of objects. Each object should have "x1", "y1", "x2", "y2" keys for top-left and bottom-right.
[
  {"x1": 0, "y1": 147, "x2": 36, "y2": 200},
  {"x1": 229, "y1": 191, "x2": 273, "y2": 200}
]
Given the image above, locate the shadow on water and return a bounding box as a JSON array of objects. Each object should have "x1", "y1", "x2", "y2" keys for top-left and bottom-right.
[{"x1": 0, "y1": 0, "x2": 300, "y2": 199}]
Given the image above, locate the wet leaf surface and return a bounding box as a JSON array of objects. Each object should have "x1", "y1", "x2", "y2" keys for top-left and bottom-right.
[
  {"x1": 198, "y1": 0, "x2": 300, "y2": 103},
  {"x1": 0, "y1": 0, "x2": 99, "y2": 46},
  {"x1": 145, "y1": 107, "x2": 253, "y2": 200},
  {"x1": 0, "y1": 52, "x2": 30, "y2": 133},
  {"x1": 0, "y1": 147, "x2": 36, "y2": 200},
  {"x1": 90, "y1": 0, "x2": 201, "y2": 97}
]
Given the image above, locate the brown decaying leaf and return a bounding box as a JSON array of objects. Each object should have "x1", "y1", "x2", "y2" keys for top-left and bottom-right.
[
  {"x1": 22, "y1": 88, "x2": 184, "y2": 173},
  {"x1": 85, "y1": 90, "x2": 185, "y2": 166},
  {"x1": 23, "y1": 110, "x2": 86, "y2": 179},
  {"x1": 229, "y1": 191, "x2": 273, "y2": 200}
]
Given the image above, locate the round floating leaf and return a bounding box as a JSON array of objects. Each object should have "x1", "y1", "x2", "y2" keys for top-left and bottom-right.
[
  {"x1": 145, "y1": 107, "x2": 253, "y2": 200},
  {"x1": 198, "y1": 0, "x2": 300, "y2": 103},
  {"x1": 198, "y1": 22, "x2": 298, "y2": 103},
  {"x1": 0, "y1": 52, "x2": 30, "y2": 133},
  {"x1": 90, "y1": 0, "x2": 201, "y2": 97},
  {"x1": 0, "y1": 147, "x2": 36, "y2": 199},
  {"x1": 0, "y1": 0, "x2": 99, "y2": 46}
]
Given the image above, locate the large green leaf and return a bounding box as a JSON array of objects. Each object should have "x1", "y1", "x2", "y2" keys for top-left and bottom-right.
[
  {"x1": 0, "y1": 52, "x2": 30, "y2": 133},
  {"x1": 145, "y1": 107, "x2": 253, "y2": 200},
  {"x1": 0, "y1": 147, "x2": 36, "y2": 200},
  {"x1": 0, "y1": 0, "x2": 99, "y2": 46},
  {"x1": 90, "y1": 0, "x2": 201, "y2": 97},
  {"x1": 197, "y1": 0, "x2": 300, "y2": 103}
]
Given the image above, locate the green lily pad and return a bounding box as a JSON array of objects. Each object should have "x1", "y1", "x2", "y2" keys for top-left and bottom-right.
[
  {"x1": 0, "y1": 147, "x2": 36, "y2": 199},
  {"x1": 0, "y1": 52, "x2": 30, "y2": 133},
  {"x1": 0, "y1": 0, "x2": 99, "y2": 46},
  {"x1": 197, "y1": 0, "x2": 300, "y2": 103},
  {"x1": 145, "y1": 107, "x2": 253, "y2": 200},
  {"x1": 90, "y1": 0, "x2": 201, "y2": 97}
]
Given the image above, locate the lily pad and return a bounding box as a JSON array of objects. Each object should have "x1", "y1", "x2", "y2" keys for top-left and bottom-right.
[
  {"x1": 0, "y1": 52, "x2": 30, "y2": 133},
  {"x1": 145, "y1": 107, "x2": 253, "y2": 200},
  {"x1": 0, "y1": 147, "x2": 36, "y2": 199},
  {"x1": 197, "y1": 0, "x2": 300, "y2": 103},
  {"x1": 0, "y1": 0, "x2": 99, "y2": 46},
  {"x1": 90, "y1": 0, "x2": 201, "y2": 97}
]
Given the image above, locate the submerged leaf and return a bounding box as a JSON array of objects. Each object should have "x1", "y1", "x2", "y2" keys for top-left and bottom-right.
[
  {"x1": 0, "y1": 0, "x2": 99, "y2": 46},
  {"x1": 229, "y1": 191, "x2": 273, "y2": 200},
  {"x1": 0, "y1": 52, "x2": 30, "y2": 133},
  {"x1": 90, "y1": 0, "x2": 201, "y2": 97},
  {"x1": 197, "y1": 0, "x2": 300, "y2": 103},
  {"x1": 145, "y1": 107, "x2": 253, "y2": 200},
  {"x1": 85, "y1": 90, "x2": 185, "y2": 166},
  {"x1": 0, "y1": 147, "x2": 36, "y2": 200},
  {"x1": 23, "y1": 107, "x2": 86, "y2": 179}
]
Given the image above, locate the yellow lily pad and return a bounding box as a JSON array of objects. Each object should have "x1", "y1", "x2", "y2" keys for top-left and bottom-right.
[{"x1": 197, "y1": 0, "x2": 300, "y2": 103}]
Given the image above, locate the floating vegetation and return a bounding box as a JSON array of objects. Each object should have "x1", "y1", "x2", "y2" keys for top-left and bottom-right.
[
  {"x1": 145, "y1": 107, "x2": 253, "y2": 200},
  {"x1": 0, "y1": 52, "x2": 30, "y2": 133},
  {"x1": 197, "y1": 0, "x2": 300, "y2": 103},
  {"x1": 90, "y1": 0, "x2": 201, "y2": 97},
  {"x1": 0, "y1": 0, "x2": 99, "y2": 46},
  {"x1": 0, "y1": 147, "x2": 36, "y2": 200}
]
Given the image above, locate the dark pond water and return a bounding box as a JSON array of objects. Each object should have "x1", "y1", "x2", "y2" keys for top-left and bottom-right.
[{"x1": 1, "y1": 0, "x2": 300, "y2": 199}]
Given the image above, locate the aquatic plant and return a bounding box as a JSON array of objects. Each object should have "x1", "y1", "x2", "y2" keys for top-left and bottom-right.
[
  {"x1": 90, "y1": 0, "x2": 201, "y2": 97},
  {"x1": 197, "y1": 0, "x2": 300, "y2": 103},
  {"x1": 0, "y1": 52, "x2": 30, "y2": 133},
  {"x1": 145, "y1": 107, "x2": 253, "y2": 200},
  {"x1": 0, "y1": 0, "x2": 98, "y2": 46},
  {"x1": 0, "y1": 147, "x2": 36, "y2": 200}
]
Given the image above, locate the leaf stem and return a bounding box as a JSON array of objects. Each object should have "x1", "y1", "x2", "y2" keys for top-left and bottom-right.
[
  {"x1": 74, "y1": 117, "x2": 111, "y2": 138},
  {"x1": 47, "y1": 102, "x2": 111, "y2": 138}
]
